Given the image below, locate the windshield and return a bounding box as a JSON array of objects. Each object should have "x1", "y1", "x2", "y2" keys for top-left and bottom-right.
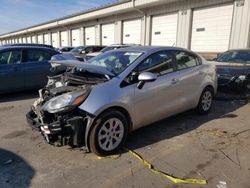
[
  {"x1": 70, "y1": 46, "x2": 84, "y2": 53},
  {"x1": 217, "y1": 51, "x2": 250, "y2": 63},
  {"x1": 87, "y1": 51, "x2": 143, "y2": 75}
]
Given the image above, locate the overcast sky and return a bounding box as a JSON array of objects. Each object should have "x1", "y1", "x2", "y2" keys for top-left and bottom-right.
[{"x1": 0, "y1": 0, "x2": 117, "y2": 35}]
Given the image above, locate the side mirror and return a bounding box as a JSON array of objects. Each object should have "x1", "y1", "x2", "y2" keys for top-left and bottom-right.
[{"x1": 137, "y1": 72, "x2": 157, "y2": 89}]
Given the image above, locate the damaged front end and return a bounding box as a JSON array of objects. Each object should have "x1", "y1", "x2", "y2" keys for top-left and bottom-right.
[
  {"x1": 26, "y1": 70, "x2": 107, "y2": 148},
  {"x1": 218, "y1": 74, "x2": 250, "y2": 90}
]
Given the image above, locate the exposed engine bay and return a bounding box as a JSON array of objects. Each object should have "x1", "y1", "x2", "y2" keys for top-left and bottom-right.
[{"x1": 26, "y1": 68, "x2": 108, "y2": 148}]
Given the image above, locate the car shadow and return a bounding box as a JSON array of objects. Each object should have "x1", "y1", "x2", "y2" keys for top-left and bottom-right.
[
  {"x1": 125, "y1": 99, "x2": 247, "y2": 151},
  {"x1": 0, "y1": 90, "x2": 38, "y2": 103},
  {"x1": 0, "y1": 148, "x2": 35, "y2": 188}
]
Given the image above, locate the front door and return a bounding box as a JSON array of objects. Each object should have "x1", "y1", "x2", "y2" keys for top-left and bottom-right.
[{"x1": 131, "y1": 50, "x2": 182, "y2": 128}]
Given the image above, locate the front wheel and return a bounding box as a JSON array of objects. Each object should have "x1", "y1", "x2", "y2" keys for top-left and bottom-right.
[
  {"x1": 89, "y1": 110, "x2": 128, "y2": 156},
  {"x1": 196, "y1": 87, "x2": 213, "y2": 114}
]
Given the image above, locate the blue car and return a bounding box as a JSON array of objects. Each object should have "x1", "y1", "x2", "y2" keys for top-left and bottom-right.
[{"x1": 0, "y1": 45, "x2": 59, "y2": 94}]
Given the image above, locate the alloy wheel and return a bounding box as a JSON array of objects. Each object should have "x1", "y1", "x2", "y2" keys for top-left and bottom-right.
[
  {"x1": 98, "y1": 118, "x2": 124, "y2": 151},
  {"x1": 201, "y1": 91, "x2": 212, "y2": 111}
]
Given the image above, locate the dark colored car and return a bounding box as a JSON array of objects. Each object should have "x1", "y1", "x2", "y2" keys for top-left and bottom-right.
[
  {"x1": 3, "y1": 43, "x2": 54, "y2": 49},
  {"x1": 56, "y1": 47, "x2": 74, "y2": 53},
  {"x1": 69, "y1": 45, "x2": 106, "y2": 61},
  {"x1": 0, "y1": 46, "x2": 60, "y2": 94},
  {"x1": 211, "y1": 49, "x2": 250, "y2": 90}
]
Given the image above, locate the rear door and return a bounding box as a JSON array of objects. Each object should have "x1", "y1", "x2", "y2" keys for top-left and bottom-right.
[
  {"x1": 173, "y1": 50, "x2": 205, "y2": 108},
  {"x1": 22, "y1": 48, "x2": 56, "y2": 88},
  {"x1": 0, "y1": 49, "x2": 23, "y2": 92}
]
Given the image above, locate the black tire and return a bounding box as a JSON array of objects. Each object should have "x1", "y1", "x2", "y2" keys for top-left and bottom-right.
[
  {"x1": 89, "y1": 110, "x2": 128, "y2": 156},
  {"x1": 196, "y1": 87, "x2": 214, "y2": 114}
]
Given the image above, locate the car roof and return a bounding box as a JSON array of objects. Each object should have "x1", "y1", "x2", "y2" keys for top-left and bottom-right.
[
  {"x1": 115, "y1": 46, "x2": 190, "y2": 53},
  {"x1": 225, "y1": 49, "x2": 250, "y2": 52},
  {"x1": 108, "y1": 44, "x2": 139, "y2": 47},
  {"x1": 74, "y1": 45, "x2": 105, "y2": 48},
  {"x1": 0, "y1": 45, "x2": 56, "y2": 51},
  {"x1": 3, "y1": 43, "x2": 54, "y2": 48}
]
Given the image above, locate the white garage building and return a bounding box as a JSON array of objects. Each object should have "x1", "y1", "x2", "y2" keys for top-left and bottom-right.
[{"x1": 0, "y1": 0, "x2": 249, "y2": 58}]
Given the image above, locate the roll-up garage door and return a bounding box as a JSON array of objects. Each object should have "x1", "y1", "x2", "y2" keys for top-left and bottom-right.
[
  {"x1": 123, "y1": 19, "x2": 141, "y2": 44},
  {"x1": 60, "y1": 31, "x2": 68, "y2": 47},
  {"x1": 27, "y1": 36, "x2": 31, "y2": 43},
  {"x1": 191, "y1": 4, "x2": 233, "y2": 52},
  {"x1": 52, "y1": 32, "x2": 58, "y2": 48},
  {"x1": 44, "y1": 34, "x2": 50, "y2": 45},
  {"x1": 38, "y1": 35, "x2": 43, "y2": 44},
  {"x1": 85, "y1": 26, "x2": 96, "y2": 45},
  {"x1": 71, "y1": 29, "x2": 80, "y2": 47},
  {"x1": 151, "y1": 13, "x2": 178, "y2": 46},
  {"x1": 101, "y1": 23, "x2": 115, "y2": 45},
  {"x1": 22, "y1": 37, "x2": 27, "y2": 43},
  {"x1": 31, "y1": 36, "x2": 36, "y2": 43}
]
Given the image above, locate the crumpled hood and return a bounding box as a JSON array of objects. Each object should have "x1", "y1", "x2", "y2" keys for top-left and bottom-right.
[{"x1": 50, "y1": 58, "x2": 115, "y2": 77}]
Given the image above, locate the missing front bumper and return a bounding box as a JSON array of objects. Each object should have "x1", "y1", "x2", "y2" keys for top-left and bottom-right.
[{"x1": 26, "y1": 109, "x2": 87, "y2": 147}]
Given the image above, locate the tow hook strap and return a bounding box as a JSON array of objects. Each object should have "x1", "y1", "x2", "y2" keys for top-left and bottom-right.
[{"x1": 98, "y1": 148, "x2": 207, "y2": 185}]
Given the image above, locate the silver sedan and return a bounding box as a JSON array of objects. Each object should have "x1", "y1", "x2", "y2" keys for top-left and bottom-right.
[{"x1": 27, "y1": 47, "x2": 217, "y2": 156}]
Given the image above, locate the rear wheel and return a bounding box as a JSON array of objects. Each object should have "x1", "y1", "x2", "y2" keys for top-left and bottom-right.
[
  {"x1": 89, "y1": 110, "x2": 128, "y2": 156},
  {"x1": 196, "y1": 87, "x2": 213, "y2": 114}
]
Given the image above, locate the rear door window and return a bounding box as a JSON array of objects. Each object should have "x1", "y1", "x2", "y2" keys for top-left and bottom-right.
[
  {"x1": 23, "y1": 49, "x2": 52, "y2": 63},
  {"x1": 0, "y1": 50, "x2": 21, "y2": 65},
  {"x1": 175, "y1": 51, "x2": 198, "y2": 70}
]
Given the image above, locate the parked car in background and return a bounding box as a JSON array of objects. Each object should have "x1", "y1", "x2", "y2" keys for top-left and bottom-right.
[
  {"x1": 86, "y1": 44, "x2": 140, "y2": 60},
  {"x1": 68, "y1": 45, "x2": 105, "y2": 61},
  {"x1": 0, "y1": 45, "x2": 60, "y2": 94},
  {"x1": 27, "y1": 46, "x2": 217, "y2": 156},
  {"x1": 211, "y1": 49, "x2": 250, "y2": 90},
  {"x1": 3, "y1": 43, "x2": 54, "y2": 49},
  {"x1": 56, "y1": 47, "x2": 74, "y2": 53}
]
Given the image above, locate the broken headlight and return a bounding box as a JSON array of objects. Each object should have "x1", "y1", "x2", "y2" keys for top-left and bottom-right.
[{"x1": 43, "y1": 90, "x2": 89, "y2": 113}]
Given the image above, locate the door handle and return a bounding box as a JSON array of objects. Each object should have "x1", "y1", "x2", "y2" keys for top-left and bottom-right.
[{"x1": 171, "y1": 78, "x2": 179, "y2": 84}]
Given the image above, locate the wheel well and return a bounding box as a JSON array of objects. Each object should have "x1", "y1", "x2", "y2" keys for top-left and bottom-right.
[
  {"x1": 85, "y1": 106, "x2": 133, "y2": 152},
  {"x1": 99, "y1": 106, "x2": 133, "y2": 132},
  {"x1": 204, "y1": 85, "x2": 215, "y2": 96}
]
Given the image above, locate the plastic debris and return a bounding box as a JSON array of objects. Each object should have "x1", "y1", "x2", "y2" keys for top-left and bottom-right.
[{"x1": 217, "y1": 181, "x2": 227, "y2": 188}]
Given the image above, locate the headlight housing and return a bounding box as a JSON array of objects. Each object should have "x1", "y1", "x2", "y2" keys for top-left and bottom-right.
[
  {"x1": 43, "y1": 90, "x2": 90, "y2": 113},
  {"x1": 235, "y1": 75, "x2": 246, "y2": 83}
]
